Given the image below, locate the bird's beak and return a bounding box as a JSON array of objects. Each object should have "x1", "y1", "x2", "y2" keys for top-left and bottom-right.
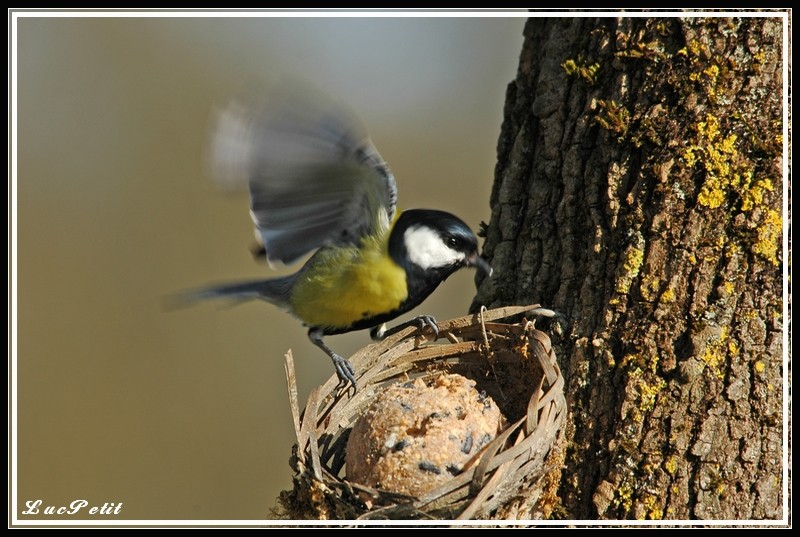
[{"x1": 467, "y1": 252, "x2": 493, "y2": 277}]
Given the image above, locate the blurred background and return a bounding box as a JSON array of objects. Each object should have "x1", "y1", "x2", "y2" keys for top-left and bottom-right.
[{"x1": 14, "y1": 13, "x2": 526, "y2": 520}]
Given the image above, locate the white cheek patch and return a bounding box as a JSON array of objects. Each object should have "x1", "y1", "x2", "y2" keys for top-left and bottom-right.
[{"x1": 404, "y1": 226, "x2": 465, "y2": 269}]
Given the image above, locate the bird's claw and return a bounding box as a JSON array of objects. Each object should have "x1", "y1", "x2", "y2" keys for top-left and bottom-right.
[
  {"x1": 331, "y1": 353, "x2": 357, "y2": 390},
  {"x1": 414, "y1": 315, "x2": 439, "y2": 339}
]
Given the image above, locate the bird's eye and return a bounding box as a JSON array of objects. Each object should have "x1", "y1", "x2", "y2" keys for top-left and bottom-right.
[{"x1": 447, "y1": 237, "x2": 458, "y2": 248}]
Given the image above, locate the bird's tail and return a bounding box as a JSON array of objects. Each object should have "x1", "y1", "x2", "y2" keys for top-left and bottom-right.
[{"x1": 165, "y1": 275, "x2": 296, "y2": 311}]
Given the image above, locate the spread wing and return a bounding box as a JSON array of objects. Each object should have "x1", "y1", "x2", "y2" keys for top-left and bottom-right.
[{"x1": 211, "y1": 80, "x2": 397, "y2": 265}]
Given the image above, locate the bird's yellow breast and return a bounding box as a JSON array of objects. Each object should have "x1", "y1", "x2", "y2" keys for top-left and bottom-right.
[{"x1": 288, "y1": 239, "x2": 408, "y2": 331}]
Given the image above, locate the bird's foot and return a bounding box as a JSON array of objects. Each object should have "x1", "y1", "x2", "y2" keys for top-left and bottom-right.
[
  {"x1": 413, "y1": 314, "x2": 439, "y2": 339},
  {"x1": 331, "y1": 353, "x2": 357, "y2": 390}
]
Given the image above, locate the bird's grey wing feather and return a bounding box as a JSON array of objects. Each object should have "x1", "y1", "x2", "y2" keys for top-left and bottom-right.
[{"x1": 211, "y1": 80, "x2": 397, "y2": 265}]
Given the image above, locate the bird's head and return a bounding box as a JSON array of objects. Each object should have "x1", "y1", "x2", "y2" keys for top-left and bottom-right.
[{"x1": 389, "y1": 209, "x2": 492, "y2": 277}]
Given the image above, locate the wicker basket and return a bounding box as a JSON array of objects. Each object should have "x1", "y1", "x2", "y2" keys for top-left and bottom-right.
[{"x1": 279, "y1": 305, "x2": 566, "y2": 520}]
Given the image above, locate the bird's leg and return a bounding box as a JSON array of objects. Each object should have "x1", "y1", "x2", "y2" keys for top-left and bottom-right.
[
  {"x1": 308, "y1": 328, "x2": 357, "y2": 389},
  {"x1": 372, "y1": 315, "x2": 439, "y2": 341}
]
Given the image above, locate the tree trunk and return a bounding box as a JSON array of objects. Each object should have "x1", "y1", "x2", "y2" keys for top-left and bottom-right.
[{"x1": 473, "y1": 17, "x2": 784, "y2": 520}]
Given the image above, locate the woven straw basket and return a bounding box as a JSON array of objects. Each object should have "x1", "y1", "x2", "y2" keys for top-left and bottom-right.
[{"x1": 279, "y1": 305, "x2": 566, "y2": 520}]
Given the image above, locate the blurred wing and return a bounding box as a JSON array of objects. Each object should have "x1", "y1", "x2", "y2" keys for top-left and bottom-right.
[{"x1": 211, "y1": 80, "x2": 397, "y2": 265}]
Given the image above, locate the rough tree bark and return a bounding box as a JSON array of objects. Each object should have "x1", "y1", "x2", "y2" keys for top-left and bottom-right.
[{"x1": 472, "y1": 17, "x2": 785, "y2": 520}]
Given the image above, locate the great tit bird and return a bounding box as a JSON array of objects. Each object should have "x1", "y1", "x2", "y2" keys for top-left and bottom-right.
[{"x1": 186, "y1": 81, "x2": 492, "y2": 388}]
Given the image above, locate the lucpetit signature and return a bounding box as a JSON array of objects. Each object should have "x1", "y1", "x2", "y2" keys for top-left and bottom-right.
[{"x1": 22, "y1": 499, "x2": 122, "y2": 516}]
